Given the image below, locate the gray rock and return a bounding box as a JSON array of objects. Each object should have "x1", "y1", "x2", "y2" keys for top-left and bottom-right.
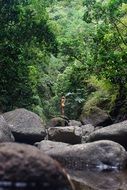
[
  {"x1": 68, "y1": 169, "x2": 127, "y2": 190},
  {"x1": 3, "y1": 108, "x2": 46, "y2": 144},
  {"x1": 68, "y1": 120, "x2": 82, "y2": 127},
  {"x1": 36, "y1": 140, "x2": 70, "y2": 153},
  {"x1": 47, "y1": 126, "x2": 82, "y2": 144},
  {"x1": 0, "y1": 115, "x2": 14, "y2": 142},
  {"x1": 47, "y1": 117, "x2": 69, "y2": 128},
  {"x1": 81, "y1": 124, "x2": 95, "y2": 142},
  {"x1": 38, "y1": 140, "x2": 127, "y2": 170},
  {"x1": 87, "y1": 120, "x2": 127, "y2": 150},
  {"x1": 80, "y1": 107, "x2": 112, "y2": 127},
  {"x1": 0, "y1": 142, "x2": 73, "y2": 190}
]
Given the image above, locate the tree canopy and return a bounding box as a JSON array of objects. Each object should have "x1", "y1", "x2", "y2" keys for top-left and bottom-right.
[
  {"x1": 0, "y1": 0, "x2": 127, "y2": 121},
  {"x1": 0, "y1": 0, "x2": 57, "y2": 114}
]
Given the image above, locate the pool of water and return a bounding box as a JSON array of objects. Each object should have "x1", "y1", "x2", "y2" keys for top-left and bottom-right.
[
  {"x1": 0, "y1": 181, "x2": 70, "y2": 190},
  {"x1": 0, "y1": 169, "x2": 127, "y2": 190}
]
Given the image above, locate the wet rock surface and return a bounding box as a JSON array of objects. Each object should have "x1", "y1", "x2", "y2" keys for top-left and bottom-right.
[
  {"x1": 1, "y1": 108, "x2": 127, "y2": 190},
  {"x1": 69, "y1": 169, "x2": 127, "y2": 190},
  {"x1": 38, "y1": 140, "x2": 127, "y2": 170},
  {"x1": 0, "y1": 142, "x2": 73, "y2": 190}
]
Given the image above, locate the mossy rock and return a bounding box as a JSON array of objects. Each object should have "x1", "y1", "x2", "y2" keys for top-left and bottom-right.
[{"x1": 80, "y1": 106, "x2": 112, "y2": 127}]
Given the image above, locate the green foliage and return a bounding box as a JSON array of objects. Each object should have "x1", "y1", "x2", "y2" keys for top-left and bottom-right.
[
  {"x1": 53, "y1": 62, "x2": 91, "y2": 119},
  {"x1": 46, "y1": 0, "x2": 127, "y2": 120},
  {"x1": 0, "y1": 0, "x2": 57, "y2": 115},
  {"x1": 43, "y1": 0, "x2": 89, "y2": 119},
  {"x1": 1, "y1": 0, "x2": 126, "y2": 122},
  {"x1": 83, "y1": 76, "x2": 119, "y2": 114},
  {"x1": 47, "y1": 0, "x2": 87, "y2": 63},
  {"x1": 83, "y1": 0, "x2": 127, "y2": 85}
]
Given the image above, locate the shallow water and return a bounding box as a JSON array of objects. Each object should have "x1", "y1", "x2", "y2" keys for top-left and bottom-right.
[
  {"x1": 68, "y1": 169, "x2": 127, "y2": 190},
  {"x1": 0, "y1": 182, "x2": 41, "y2": 190},
  {"x1": 1, "y1": 169, "x2": 127, "y2": 190},
  {"x1": 0, "y1": 182, "x2": 70, "y2": 190}
]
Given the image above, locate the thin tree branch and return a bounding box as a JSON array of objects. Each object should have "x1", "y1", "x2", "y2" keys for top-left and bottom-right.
[
  {"x1": 72, "y1": 54, "x2": 85, "y2": 64},
  {"x1": 113, "y1": 16, "x2": 127, "y2": 29},
  {"x1": 112, "y1": 19, "x2": 126, "y2": 45}
]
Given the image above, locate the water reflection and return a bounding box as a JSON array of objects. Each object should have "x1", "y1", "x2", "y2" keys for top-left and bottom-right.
[
  {"x1": 0, "y1": 182, "x2": 36, "y2": 190},
  {"x1": 0, "y1": 181, "x2": 71, "y2": 190},
  {"x1": 1, "y1": 170, "x2": 127, "y2": 190},
  {"x1": 68, "y1": 169, "x2": 127, "y2": 190}
]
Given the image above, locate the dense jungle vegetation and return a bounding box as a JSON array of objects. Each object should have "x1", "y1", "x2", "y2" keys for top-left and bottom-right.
[{"x1": 0, "y1": 0, "x2": 127, "y2": 122}]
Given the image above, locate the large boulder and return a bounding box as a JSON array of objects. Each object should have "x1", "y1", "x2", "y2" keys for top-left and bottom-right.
[
  {"x1": 69, "y1": 169, "x2": 127, "y2": 190},
  {"x1": 35, "y1": 140, "x2": 71, "y2": 152},
  {"x1": 87, "y1": 120, "x2": 127, "y2": 150},
  {"x1": 3, "y1": 108, "x2": 46, "y2": 144},
  {"x1": 68, "y1": 120, "x2": 82, "y2": 127},
  {"x1": 47, "y1": 126, "x2": 82, "y2": 144},
  {"x1": 0, "y1": 142, "x2": 73, "y2": 190},
  {"x1": 38, "y1": 140, "x2": 127, "y2": 170},
  {"x1": 0, "y1": 115, "x2": 14, "y2": 142},
  {"x1": 47, "y1": 117, "x2": 69, "y2": 128},
  {"x1": 80, "y1": 106, "x2": 112, "y2": 127},
  {"x1": 81, "y1": 124, "x2": 95, "y2": 143}
]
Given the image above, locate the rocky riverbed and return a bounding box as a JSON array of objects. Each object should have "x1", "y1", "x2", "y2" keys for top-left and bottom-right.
[{"x1": 1, "y1": 108, "x2": 127, "y2": 190}]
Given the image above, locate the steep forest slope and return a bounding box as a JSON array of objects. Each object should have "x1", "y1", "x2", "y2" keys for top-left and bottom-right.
[
  {"x1": 45, "y1": 0, "x2": 127, "y2": 122},
  {"x1": 0, "y1": 0, "x2": 127, "y2": 122}
]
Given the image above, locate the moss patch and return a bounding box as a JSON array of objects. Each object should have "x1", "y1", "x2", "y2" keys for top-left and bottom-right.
[{"x1": 82, "y1": 76, "x2": 119, "y2": 116}]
